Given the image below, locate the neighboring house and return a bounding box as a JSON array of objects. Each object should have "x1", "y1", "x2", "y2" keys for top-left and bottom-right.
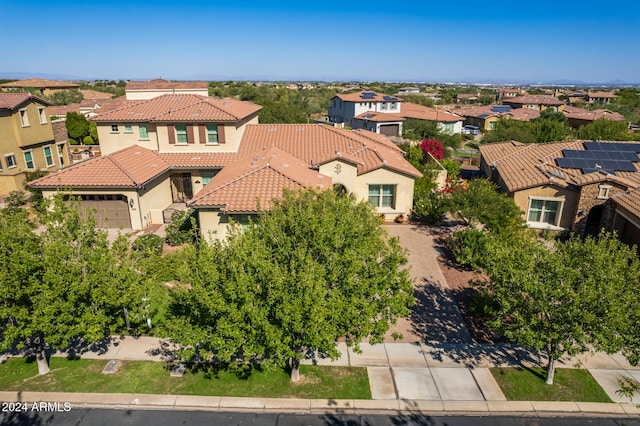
[
  {"x1": 0, "y1": 93, "x2": 69, "y2": 195},
  {"x1": 479, "y1": 140, "x2": 640, "y2": 246},
  {"x1": 456, "y1": 93, "x2": 480, "y2": 103},
  {"x1": 562, "y1": 105, "x2": 626, "y2": 128},
  {"x1": 460, "y1": 105, "x2": 540, "y2": 131},
  {"x1": 0, "y1": 79, "x2": 80, "y2": 97},
  {"x1": 31, "y1": 95, "x2": 421, "y2": 240},
  {"x1": 80, "y1": 89, "x2": 114, "y2": 100},
  {"x1": 502, "y1": 95, "x2": 565, "y2": 112},
  {"x1": 400, "y1": 103, "x2": 464, "y2": 134},
  {"x1": 587, "y1": 91, "x2": 617, "y2": 105},
  {"x1": 497, "y1": 88, "x2": 527, "y2": 100},
  {"x1": 397, "y1": 87, "x2": 420, "y2": 94},
  {"x1": 125, "y1": 78, "x2": 209, "y2": 100},
  {"x1": 327, "y1": 91, "x2": 463, "y2": 136}
]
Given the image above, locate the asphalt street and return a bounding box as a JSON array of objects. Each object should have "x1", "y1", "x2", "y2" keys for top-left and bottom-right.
[{"x1": 1, "y1": 408, "x2": 639, "y2": 426}]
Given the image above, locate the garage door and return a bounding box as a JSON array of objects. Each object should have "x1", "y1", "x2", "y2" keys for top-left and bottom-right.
[
  {"x1": 380, "y1": 124, "x2": 399, "y2": 137},
  {"x1": 77, "y1": 194, "x2": 132, "y2": 228}
]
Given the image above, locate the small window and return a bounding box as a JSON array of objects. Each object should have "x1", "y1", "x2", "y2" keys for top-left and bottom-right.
[
  {"x1": 597, "y1": 185, "x2": 611, "y2": 199},
  {"x1": 206, "y1": 125, "x2": 219, "y2": 144},
  {"x1": 202, "y1": 173, "x2": 213, "y2": 185},
  {"x1": 368, "y1": 184, "x2": 395, "y2": 209},
  {"x1": 527, "y1": 199, "x2": 560, "y2": 226},
  {"x1": 139, "y1": 125, "x2": 149, "y2": 139},
  {"x1": 5, "y1": 154, "x2": 17, "y2": 169},
  {"x1": 380, "y1": 103, "x2": 387, "y2": 110},
  {"x1": 24, "y1": 151, "x2": 34, "y2": 169},
  {"x1": 175, "y1": 125, "x2": 187, "y2": 143},
  {"x1": 44, "y1": 146, "x2": 54, "y2": 167},
  {"x1": 19, "y1": 109, "x2": 30, "y2": 127},
  {"x1": 124, "y1": 124, "x2": 133, "y2": 133},
  {"x1": 111, "y1": 124, "x2": 119, "y2": 132},
  {"x1": 38, "y1": 107, "x2": 47, "y2": 124},
  {"x1": 57, "y1": 144, "x2": 65, "y2": 167}
]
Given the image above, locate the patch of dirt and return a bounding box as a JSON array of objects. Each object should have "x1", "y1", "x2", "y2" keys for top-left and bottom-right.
[{"x1": 293, "y1": 374, "x2": 321, "y2": 386}]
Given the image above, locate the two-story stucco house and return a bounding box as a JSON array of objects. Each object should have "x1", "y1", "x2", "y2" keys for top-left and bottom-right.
[
  {"x1": 31, "y1": 94, "x2": 421, "y2": 241},
  {"x1": 327, "y1": 91, "x2": 463, "y2": 137},
  {"x1": 0, "y1": 93, "x2": 69, "y2": 195}
]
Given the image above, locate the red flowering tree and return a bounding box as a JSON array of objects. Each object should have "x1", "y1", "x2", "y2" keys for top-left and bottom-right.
[{"x1": 420, "y1": 139, "x2": 443, "y2": 160}]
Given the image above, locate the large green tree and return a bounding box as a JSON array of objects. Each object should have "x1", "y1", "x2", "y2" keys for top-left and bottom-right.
[
  {"x1": 478, "y1": 231, "x2": 640, "y2": 384},
  {"x1": 65, "y1": 111, "x2": 90, "y2": 143},
  {"x1": 169, "y1": 189, "x2": 414, "y2": 381},
  {"x1": 0, "y1": 195, "x2": 146, "y2": 374}
]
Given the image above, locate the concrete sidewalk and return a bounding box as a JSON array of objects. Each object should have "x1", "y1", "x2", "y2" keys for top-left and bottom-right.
[{"x1": 14, "y1": 336, "x2": 634, "y2": 416}]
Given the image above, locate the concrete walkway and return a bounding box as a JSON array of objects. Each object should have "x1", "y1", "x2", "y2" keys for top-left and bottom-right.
[{"x1": 7, "y1": 336, "x2": 633, "y2": 416}]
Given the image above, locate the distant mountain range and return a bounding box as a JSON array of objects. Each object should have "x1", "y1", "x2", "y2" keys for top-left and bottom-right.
[{"x1": 1, "y1": 71, "x2": 638, "y2": 87}]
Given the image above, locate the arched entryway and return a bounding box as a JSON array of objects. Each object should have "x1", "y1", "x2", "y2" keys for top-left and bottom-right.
[
  {"x1": 333, "y1": 183, "x2": 348, "y2": 196},
  {"x1": 583, "y1": 204, "x2": 604, "y2": 237}
]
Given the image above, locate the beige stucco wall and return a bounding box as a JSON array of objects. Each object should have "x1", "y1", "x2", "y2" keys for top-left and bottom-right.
[
  {"x1": 512, "y1": 184, "x2": 579, "y2": 230},
  {"x1": 0, "y1": 174, "x2": 25, "y2": 195},
  {"x1": 319, "y1": 160, "x2": 415, "y2": 221},
  {"x1": 137, "y1": 176, "x2": 174, "y2": 228},
  {"x1": 199, "y1": 209, "x2": 230, "y2": 242},
  {"x1": 97, "y1": 124, "x2": 160, "y2": 155},
  {"x1": 125, "y1": 88, "x2": 209, "y2": 100}
]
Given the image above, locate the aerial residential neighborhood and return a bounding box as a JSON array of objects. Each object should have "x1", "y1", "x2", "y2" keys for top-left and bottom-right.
[{"x1": 2, "y1": 1, "x2": 640, "y2": 424}]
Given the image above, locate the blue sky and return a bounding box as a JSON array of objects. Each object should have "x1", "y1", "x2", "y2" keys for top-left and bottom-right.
[{"x1": 2, "y1": 0, "x2": 639, "y2": 83}]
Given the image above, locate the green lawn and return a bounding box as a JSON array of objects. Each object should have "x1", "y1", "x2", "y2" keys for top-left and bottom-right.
[
  {"x1": 0, "y1": 357, "x2": 371, "y2": 399},
  {"x1": 491, "y1": 367, "x2": 612, "y2": 403}
]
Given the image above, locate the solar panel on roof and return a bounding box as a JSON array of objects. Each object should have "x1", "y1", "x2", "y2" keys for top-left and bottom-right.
[
  {"x1": 491, "y1": 105, "x2": 512, "y2": 113},
  {"x1": 382, "y1": 95, "x2": 398, "y2": 101}
]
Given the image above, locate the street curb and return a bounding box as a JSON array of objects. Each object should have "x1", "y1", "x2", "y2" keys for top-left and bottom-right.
[{"x1": 2, "y1": 392, "x2": 638, "y2": 417}]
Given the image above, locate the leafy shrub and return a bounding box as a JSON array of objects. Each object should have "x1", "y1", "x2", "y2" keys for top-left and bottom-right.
[
  {"x1": 132, "y1": 234, "x2": 164, "y2": 257},
  {"x1": 69, "y1": 138, "x2": 79, "y2": 145},
  {"x1": 83, "y1": 136, "x2": 95, "y2": 145},
  {"x1": 5, "y1": 190, "x2": 27, "y2": 207},
  {"x1": 165, "y1": 209, "x2": 197, "y2": 246},
  {"x1": 448, "y1": 229, "x2": 489, "y2": 270},
  {"x1": 413, "y1": 189, "x2": 449, "y2": 224}
]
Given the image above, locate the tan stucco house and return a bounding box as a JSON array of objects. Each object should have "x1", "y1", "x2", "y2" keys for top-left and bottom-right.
[
  {"x1": 0, "y1": 93, "x2": 69, "y2": 195},
  {"x1": 31, "y1": 94, "x2": 421, "y2": 242},
  {"x1": 0, "y1": 79, "x2": 80, "y2": 97},
  {"x1": 480, "y1": 140, "x2": 640, "y2": 247}
]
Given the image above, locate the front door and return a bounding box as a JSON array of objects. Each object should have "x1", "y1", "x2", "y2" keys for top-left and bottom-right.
[{"x1": 170, "y1": 173, "x2": 193, "y2": 203}]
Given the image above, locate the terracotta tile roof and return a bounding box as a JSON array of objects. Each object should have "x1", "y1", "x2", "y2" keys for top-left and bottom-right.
[
  {"x1": 30, "y1": 145, "x2": 171, "y2": 189},
  {"x1": 399, "y1": 102, "x2": 463, "y2": 122},
  {"x1": 334, "y1": 91, "x2": 400, "y2": 102},
  {"x1": 480, "y1": 140, "x2": 640, "y2": 193},
  {"x1": 189, "y1": 146, "x2": 330, "y2": 212},
  {"x1": 0, "y1": 79, "x2": 79, "y2": 89},
  {"x1": 126, "y1": 78, "x2": 209, "y2": 90},
  {"x1": 91, "y1": 96, "x2": 128, "y2": 114},
  {"x1": 588, "y1": 91, "x2": 617, "y2": 99},
  {"x1": 502, "y1": 95, "x2": 564, "y2": 106},
  {"x1": 458, "y1": 105, "x2": 539, "y2": 121},
  {"x1": 52, "y1": 121, "x2": 68, "y2": 143},
  {"x1": 48, "y1": 103, "x2": 80, "y2": 116},
  {"x1": 612, "y1": 189, "x2": 640, "y2": 220},
  {"x1": 563, "y1": 105, "x2": 625, "y2": 121},
  {"x1": 80, "y1": 89, "x2": 114, "y2": 100},
  {"x1": 509, "y1": 108, "x2": 540, "y2": 121},
  {"x1": 90, "y1": 94, "x2": 261, "y2": 123},
  {"x1": 0, "y1": 93, "x2": 49, "y2": 110},
  {"x1": 158, "y1": 152, "x2": 239, "y2": 168},
  {"x1": 353, "y1": 111, "x2": 405, "y2": 122},
  {"x1": 238, "y1": 124, "x2": 421, "y2": 178}
]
